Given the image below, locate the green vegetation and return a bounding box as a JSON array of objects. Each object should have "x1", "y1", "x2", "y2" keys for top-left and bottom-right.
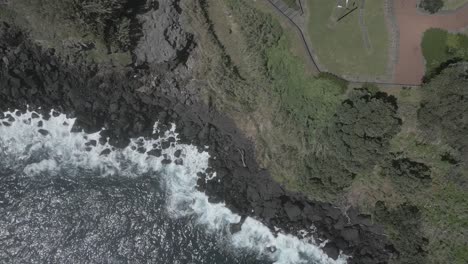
[
  {"x1": 302, "y1": 89, "x2": 401, "y2": 197},
  {"x1": 200, "y1": 1, "x2": 468, "y2": 263},
  {"x1": 442, "y1": 0, "x2": 468, "y2": 10},
  {"x1": 201, "y1": 0, "x2": 350, "y2": 192},
  {"x1": 283, "y1": 0, "x2": 300, "y2": 10},
  {"x1": 419, "y1": 0, "x2": 444, "y2": 13},
  {"x1": 265, "y1": 37, "x2": 347, "y2": 131},
  {"x1": 307, "y1": 0, "x2": 389, "y2": 78},
  {"x1": 418, "y1": 63, "x2": 468, "y2": 154},
  {"x1": 0, "y1": 0, "x2": 135, "y2": 64},
  {"x1": 375, "y1": 202, "x2": 429, "y2": 264},
  {"x1": 421, "y1": 28, "x2": 468, "y2": 78},
  {"x1": 31, "y1": 0, "x2": 134, "y2": 52},
  {"x1": 324, "y1": 89, "x2": 401, "y2": 175}
]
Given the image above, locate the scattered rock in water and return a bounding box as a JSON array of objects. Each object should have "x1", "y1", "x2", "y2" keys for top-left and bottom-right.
[
  {"x1": 37, "y1": 120, "x2": 43, "y2": 127},
  {"x1": 175, "y1": 158, "x2": 183, "y2": 165},
  {"x1": 137, "y1": 147, "x2": 147, "y2": 153},
  {"x1": 38, "y1": 129, "x2": 49, "y2": 136},
  {"x1": 63, "y1": 121, "x2": 69, "y2": 126},
  {"x1": 229, "y1": 215, "x2": 247, "y2": 234},
  {"x1": 161, "y1": 158, "x2": 172, "y2": 165},
  {"x1": 174, "y1": 149, "x2": 182, "y2": 158},
  {"x1": 52, "y1": 110, "x2": 60, "y2": 117},
  {"x1": 6, "y1": 114, "x2": 15, "y2": 122},
  {"x1": 85, "y1": 140, "x2": 97, "y2": 147},
  {"x1": 168, "y1": 136, "x2": 176, "y2": 143},
  {"x1": 323, "y1": 242, "x2": 339, "y2": 260},
  {"x1": 229, "y1": 222, "x2": 243, "y2": 234},
  {"x1": 196, "y1": 172, "x2": 207, "y2": 192},
  {"x1": 100, "y1": 149, "x2": 111, "y2": 156},
  {"x1": 136, "y1": 139, "x2": 145, "y2": 147},
  {"x1": 99, "y1": 137, "x2": 107, "y2": 146},
  {"x1": 85, "y1": 147, "x2": 92, "y2": 152},
  {"x1": 266, "y1": 246, "x2": 277, "y2": 253},
  {"x1": 31, "y1": 112, "x2": 40, "y2": 119},
  {"x1": 161, "y1": 140, "x2": 170, "y2": 149},
  {"x1": 2, "y1": 121, "x2": 11, "y2": 127},
  {"x1": 147, "y1": 148, "x2": 162, "y2": 157}
]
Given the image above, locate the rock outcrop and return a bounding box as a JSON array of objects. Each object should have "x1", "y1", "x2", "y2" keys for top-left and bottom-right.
[{"x1": 134, "y1": 0, "x2": 195, "y2": 66}]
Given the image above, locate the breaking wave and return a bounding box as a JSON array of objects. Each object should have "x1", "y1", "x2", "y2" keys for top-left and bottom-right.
[{"x1": 0, "y1": 109, "x2": 347, "y2": 264}]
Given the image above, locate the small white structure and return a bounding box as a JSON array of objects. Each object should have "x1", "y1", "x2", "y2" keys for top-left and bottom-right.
[{"x1": 337, "y1": 0, "x2": 349, "y2": 8}]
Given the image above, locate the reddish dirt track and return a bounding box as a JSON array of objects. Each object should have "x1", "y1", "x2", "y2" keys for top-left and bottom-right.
[{"x1": 394, "y1": 0, "x2": 468, "y2": 85}]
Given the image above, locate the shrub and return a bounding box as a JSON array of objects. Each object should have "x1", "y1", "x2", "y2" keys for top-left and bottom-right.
[
  {"x1": 317, "y1": 72, "x2": 349, "y2": 93},
  {"x1": 323, "y1": 88, "x2": 401, "y2": 174},
  {"x1": 419, "y1": 0, "x2": 444, "y2": 14}
]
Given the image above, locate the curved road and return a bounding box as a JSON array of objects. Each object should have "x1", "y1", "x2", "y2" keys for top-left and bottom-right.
[{"x1": 394, "y1": 0, "x2": 468, "y2": 85}]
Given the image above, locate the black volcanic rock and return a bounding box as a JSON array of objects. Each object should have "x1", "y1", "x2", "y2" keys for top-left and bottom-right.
[
  {"x1": 323, "y1": 242, "x2": 339, "y2": 260},
  {"x1": 100, "y1": 149, "x2": 112, "y2": 156},
  {"x1": 284, "y1": 202, "x2": 302, "y2": 221},
  {"x1": 147, "y1": 148, "x2": 162, "y2": 157},
  {"x1": 134, "y1": 0, "x2": 194, "y2": 65},
  {"x1": 0, "y1": 20, "x2": 395, "y2": 264},
  {"x1": 161, "y1": 158, "x2": 172, "y2": 165},
  {"x1": 38, "y1": 129, "x2": 49, "y2": 136}
]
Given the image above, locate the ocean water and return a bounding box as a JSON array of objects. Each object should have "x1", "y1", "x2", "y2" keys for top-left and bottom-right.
[{"x1": 0, "y1": 109, "x2": 347, "y2": 264}]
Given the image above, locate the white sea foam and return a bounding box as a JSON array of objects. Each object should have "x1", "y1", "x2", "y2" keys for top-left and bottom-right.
[{"x1": 0, "y1": 109, "x2": 348, "y2": 264}]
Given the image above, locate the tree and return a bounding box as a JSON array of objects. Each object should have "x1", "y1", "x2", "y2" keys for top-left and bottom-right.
[
  {"x1": 374, "y1": 202, "x2": 429, "y2": 264},
  {"x1": 323, "y1": 89, "x2": 402, "y2": 174},
  {"x1": 418, "y1": 63, "x2": 468, "y2": 155},
  {"x1": 300, "y1": 89, "x2": 401, "y2": 197},
  {"x1": 303, "y1": 154, "x2": 355, "y2": 198},
  {"x1": 419, "y1": 0, "x2": 444, "y2": 14},
  {"x1": 380, "y1": 155, "x2": 432, "y2": 192}
]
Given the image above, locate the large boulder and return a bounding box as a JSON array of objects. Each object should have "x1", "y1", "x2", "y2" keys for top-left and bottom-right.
[{"x1": 133, "y1": 0, "x2": 194, "y2": 65}]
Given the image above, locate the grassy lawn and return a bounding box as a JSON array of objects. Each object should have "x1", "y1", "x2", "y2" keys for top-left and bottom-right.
[
  {"x1": 442, "y1": 0, "x2": 468, "y2": 10},
  {"x1": 422, "y1": 28, "x2": 468, "y2": 74},
  {"x1": 283, "y1": 0, "x2": 300, "y2": 9},
  {"x1": 307, "y1": 0, "x2": 389, "y2": 78}
]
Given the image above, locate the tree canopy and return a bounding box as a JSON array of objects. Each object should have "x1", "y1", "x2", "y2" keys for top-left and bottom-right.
[
  {"x1": 419, "y1": 0, "x2": 444, "y2": 14},
  {"x1": 324, "y1": 89, "x2": 402, "y2": 174},
  {"x1": 418, "y1": 63, "x2": 468, "y2": 155},
  {"x1": 301, "y1": 88, "x2": 402, "y2": 196}
]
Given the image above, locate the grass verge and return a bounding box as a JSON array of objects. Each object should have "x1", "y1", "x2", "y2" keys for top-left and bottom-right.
[{"x1": 442, "y1": 0, "x2": 468, "y2": 10}]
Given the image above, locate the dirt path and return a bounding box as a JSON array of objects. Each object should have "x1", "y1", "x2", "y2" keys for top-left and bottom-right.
[{"x1": 394, "y1": 0, "x2": 468, "y2": 85}]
